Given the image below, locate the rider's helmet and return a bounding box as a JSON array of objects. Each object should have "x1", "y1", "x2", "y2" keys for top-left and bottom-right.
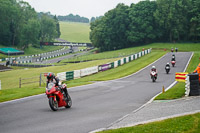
[
  {"x1": 167, "y1": 62, "x2": 170, "y2": 65},
  {"x1": 152, "y1": 66, "x2": 156, "y2": 69},
  {"x1": 47, "y1": 72, "x2": 54, "y2": 81}
]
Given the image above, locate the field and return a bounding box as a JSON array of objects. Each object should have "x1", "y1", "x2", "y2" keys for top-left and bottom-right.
[{"x1": 59, "y1": 21, "x2": 91, "y2": 43}]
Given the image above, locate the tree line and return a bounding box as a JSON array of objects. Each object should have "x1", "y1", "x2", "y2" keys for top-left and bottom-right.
[
  {"x1": 90, "y1": 0, "x2": 200, "y2": 52},
  {"x1": 0, "y1": 0, "x2": 60, "y2": 49},
  {"x1": 58, "y1": 14, "x2": 89, "y2": 23}
]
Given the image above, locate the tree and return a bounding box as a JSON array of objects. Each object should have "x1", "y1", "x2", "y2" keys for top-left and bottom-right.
[
  {"x1": 90, "y1": 3, "x2": 130, "y2": 51},
  {"x1": 53, "y1": 15, "x2": 61, "y2": 38},
  {"x1": 40, "y1": 15, "x2": 57, "y2": 42},
  {"x1": 21, "y1": 19, "x2": 41, "y2": 48},
  {"x1": 0, "y1": 0, "x2": 16, "y2": 46},
  {"x1": 127, "y1": 0, "x2": 159, "y2": 44},
  {"x1": 154, "y1": 0, "x2": 190, "y2": 42},
  {"x1": 188, "y1": 0, "x2": 200, "y2": 41}
]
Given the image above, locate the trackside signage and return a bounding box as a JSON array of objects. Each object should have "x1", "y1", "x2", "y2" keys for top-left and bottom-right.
[
  {"x1": 99, "y1": 64, "x2": 111, "y2": 71},
  {"x1": 40, "y1": 42, "x2": 93, "y2": 47}
]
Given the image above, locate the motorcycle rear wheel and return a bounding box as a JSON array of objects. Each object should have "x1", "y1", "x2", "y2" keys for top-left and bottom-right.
[{"x1": 49, "y1": 97, "x2": 58, "y2": 111}]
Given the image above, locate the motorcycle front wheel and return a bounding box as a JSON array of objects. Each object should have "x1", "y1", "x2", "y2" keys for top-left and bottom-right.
[
  {"x1": 65, "y1": 95, "x2": 72, "y2": 108},
  {"x1": 152, "y1": 76, "x2": 156, "y2": 82},
  {"x1": 49, "y1": 97, "x2": 58, "y2": 111}
]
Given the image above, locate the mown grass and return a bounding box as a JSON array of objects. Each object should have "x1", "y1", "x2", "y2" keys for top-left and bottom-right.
[
  {"x1": 146, "y1": 43, "x2": 200, "y2": 52},
  {"x1": 60, "y1": 46, "x2": 149, "y2": 63},
  {"x1": 0, "y1": 58, "x2": 120, "y2": 90},
  {"x1": 155, "y1": 51, "x2": 200, "y2": 100},
  {"x1": 98, "y1": 113, "x2": 200, "y2": 133},
  {"x1": 59, "y1": 21, "x2": 90, "y2": 43}
]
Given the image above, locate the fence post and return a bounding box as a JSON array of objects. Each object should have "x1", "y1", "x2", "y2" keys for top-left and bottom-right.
[
  {"x1": 39, "y1": 74, "x2": 41, "y2": 87},
  {"x1": 19, "y1": 78, "x2": 21, "y2": 88}
]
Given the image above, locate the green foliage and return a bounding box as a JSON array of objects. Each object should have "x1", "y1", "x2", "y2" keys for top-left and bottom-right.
[
  {"x1": 0, "y1": 0, "x2": 60, "y2": 49},
  {"x1": 128, "y1": 1, "x2": 159, "y2": 44},
  {"x1": 90, "y1": 3, "x2": 130, "y2": 51},
  {"x1": 40, "y1": 15, "x2": 57, "y2": 42},
  {"x1": 99, "y1": 113, "x2": 200, "y2": 133},
  {"x1": 58, "y1": 14, "x2": 89, "y2": 23},
  {"x1": 90, "y1": 0, "x2": 200, "y2": 51},
  {"x1": 155, "y1": 82, "x2": 185, "y2": 100}
]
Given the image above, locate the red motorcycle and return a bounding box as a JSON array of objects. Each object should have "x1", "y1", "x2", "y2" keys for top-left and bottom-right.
[
  {"x1": 171, "y1": 61, "x2": 176, "y2": 67},
  {"x1": 46, "y1": 82, "x2": 72, "y2": 111}
]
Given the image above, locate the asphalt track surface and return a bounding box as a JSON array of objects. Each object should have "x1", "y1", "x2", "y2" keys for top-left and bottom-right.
[{"x1": 0, "y1": 52, "x2": 192, "y2": 133}]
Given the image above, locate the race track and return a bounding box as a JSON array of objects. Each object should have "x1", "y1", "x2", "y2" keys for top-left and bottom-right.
[{"x1": 0, "y1": 52, "x2": 192, "y2": 133}]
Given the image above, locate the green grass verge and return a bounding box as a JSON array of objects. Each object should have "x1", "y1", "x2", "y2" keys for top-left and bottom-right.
[
  {"x1": 59, "y1": 21, "x2": 90, "y2": 43},
  {"x1": 154, "y1": 82, "x2": 186, "y2": 100},
  {"x1": 98, "y1": 113, "x2": 200, "y2": 133},
  {"x1": 146, "y1": 43, "x2": 200, "y2": 52},
  {"x1": 60, "y1": 46, "x2": 149, "y2": 63}
]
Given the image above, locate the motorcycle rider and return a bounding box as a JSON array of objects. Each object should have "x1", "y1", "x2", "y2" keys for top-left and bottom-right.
[
  {"x1": 165, "y1": 62, "x2": 170, "y2": 71},
  {"x1": 171, "y1": 48, "x2": 174, "y2": 53},
  {"x1": 172, "y1": 54, "x2": 175, "y2": 59},
  {"x1": 171, "y1": 56, "x2": 176, "y2": 61},
  {"x1": 165, "y1": 62, "x2": 170, "y2": 68},
  {"x1": 175, "y1": 47, "x2": 178, "y2": 52},
  {"x1": 46, "y1": 72, "x2": 69, "y2": 100},
  {"x1": 193, "y1": 63, "x2": 200, "y2": 84},
  {"x1": 150, "y1": 66, "x2": 157, "y2": 79}
]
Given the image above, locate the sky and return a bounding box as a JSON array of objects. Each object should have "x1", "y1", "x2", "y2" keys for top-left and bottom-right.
[{"x1": 23, "y1": 0, "x2": 142, "y2": 19}]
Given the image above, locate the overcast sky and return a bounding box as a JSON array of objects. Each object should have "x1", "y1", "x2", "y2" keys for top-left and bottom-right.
[{"x1": 23, "y1": 0, "x2": 142, "y2": 18}]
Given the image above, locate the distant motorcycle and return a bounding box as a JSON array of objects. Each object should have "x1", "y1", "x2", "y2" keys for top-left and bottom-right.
[
  {"x1": 171, "y1": 60, "x2": 176, "y2": 67},
  {"x1": 165, "y1": 66, "x2": 170, "y2": 74},
  {"x1": 150, "y1": 71, "x2": 157, "y2": 82},
  {"x1": 46, "y1": 82, "x2": 72, "y2": 111}
]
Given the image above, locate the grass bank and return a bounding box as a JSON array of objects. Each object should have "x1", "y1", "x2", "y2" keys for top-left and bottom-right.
[
  {"x1": 59, "y1": 21, "x2": 90, "y2": 43},
  {"x1": 98, "y1": 113, "x2": 200, "y2": 133}
]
